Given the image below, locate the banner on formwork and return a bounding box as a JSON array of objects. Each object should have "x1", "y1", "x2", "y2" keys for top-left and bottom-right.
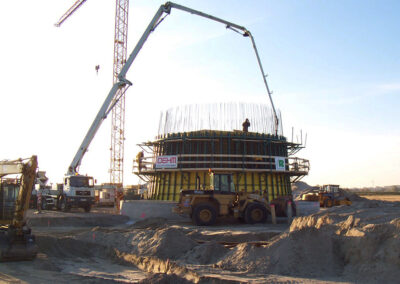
[
  {"x1": 275, "y1": 157, "x2": 286, "y2": 171},
  {"x1": 156, "y1": 155, "x2": 178, "y2": 169}
]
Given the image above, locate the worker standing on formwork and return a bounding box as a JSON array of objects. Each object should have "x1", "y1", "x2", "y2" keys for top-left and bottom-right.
[
  {"x1": 242, "y1": 118, "x2": 250, "y2": 132},
  {"x1": 136, "y1": 151, "x2": 144, "y2": 173}
]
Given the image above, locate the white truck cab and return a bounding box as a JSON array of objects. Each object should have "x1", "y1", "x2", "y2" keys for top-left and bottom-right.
[{"x1": 58, "y1": 175, "x2": 95, "y2": 212}]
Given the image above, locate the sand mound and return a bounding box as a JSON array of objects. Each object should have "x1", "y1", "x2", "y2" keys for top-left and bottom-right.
[
  {"x1": 179, "y1": 241, "x2": 229, "y2": 265},
  {"x1": 218, "y1": 201, "x2": 400, "y2": 283},
  {"x1": 37, "y1": 235, "x2": 116, "y2": 260},
  {"x1": 140, "y1": 227, "x2": 197, "y2": 260},
  {"x1": 78, "y1": 226, "x2": 197, "y2": 260},
  {"x1": 130, "y1": 217, "x2": 168, "y2": 230},
  {"x1": 139, "y1": 273, "x2": 193, "y2": 284}
]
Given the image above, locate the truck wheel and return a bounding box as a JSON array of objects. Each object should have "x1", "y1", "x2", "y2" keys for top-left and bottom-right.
[
  {"x1": 83, "y1": 205, "x2": 91, "y2": 213},
  {"x1": 244, "y1": 203, "x2": 267, "y2": 224},
  {"x1": 60, "y1": 198, "x2": 70, "y2": 212},
  {"x1": 192, "y1": 204, "x2": 217, "y2": 226}
]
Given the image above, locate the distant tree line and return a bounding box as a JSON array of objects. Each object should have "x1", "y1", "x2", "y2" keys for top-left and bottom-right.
[{"x1": 345, "y1": 185, "x2": 400, "y2": 193}]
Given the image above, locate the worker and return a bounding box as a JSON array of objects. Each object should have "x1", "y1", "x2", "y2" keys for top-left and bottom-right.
[
  {"x1": 242, "y1": 118, "x2": 250, "y2": 132},
  {"x1": 115, "y1": 188, "x2": 124, "y2": 214},
  {"x1": 136, "y1": 151, "x2": 144, "y2": 173},
  {"x1": 37, "y1": 189, "x2": 42, "y2": 214}
]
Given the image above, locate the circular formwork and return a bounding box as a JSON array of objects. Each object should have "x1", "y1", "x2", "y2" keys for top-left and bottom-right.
[{"x1": 137, "y1": 130, "x2": 299, "y2": 203}]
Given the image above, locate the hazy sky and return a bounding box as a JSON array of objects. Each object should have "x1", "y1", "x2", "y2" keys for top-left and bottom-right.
[{"x1": 0, "y1": 0, "x2": 399, "y2": 188}]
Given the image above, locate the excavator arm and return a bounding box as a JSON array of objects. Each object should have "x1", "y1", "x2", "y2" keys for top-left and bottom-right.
[
  {"x1": 67, "y1": 1, "x2": 278, "y2": 175},
  {"x1": 0, "y1": 156, "x2": 38, "y2": 261}
]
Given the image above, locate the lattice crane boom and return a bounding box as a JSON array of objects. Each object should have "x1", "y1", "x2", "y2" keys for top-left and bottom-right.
[{"x1": 110, "y1": 0, "x2": 129, "y2": 186}]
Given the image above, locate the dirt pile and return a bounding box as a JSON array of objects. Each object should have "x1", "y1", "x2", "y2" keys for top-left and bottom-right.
[
  {"x1": 338, "y1": 188, "x2": 366, "y2": 202},
  {"x1": 179, "y1": 241, "x2": 229, "y2": 265},
  {"x1": 77, "y1": 224, "x2": 197, "y2": 261},
  {"x1": 130, "y1": 217, "x2": 168, "y2": 230},
  {"x1": 218, "y1": 200, "x2": 400, "y2": 283},
  {"x1": 33, "y1": 204, "x2": 400, "y2": 283}
]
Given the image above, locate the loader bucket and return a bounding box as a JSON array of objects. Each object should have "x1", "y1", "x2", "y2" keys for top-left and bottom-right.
[{"x1": 0, "y1": 229, "x2": 38, "y2": 261}]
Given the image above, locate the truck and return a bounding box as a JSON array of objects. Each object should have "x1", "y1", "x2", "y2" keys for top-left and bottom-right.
[
  {"x1": 0, "y1": 156, "x2": 38, "y2": 261},
  {"x1": 56, "y1": 175, "x2": 95, "y2": 212},
  {"x1": 31, "y1": 176, "x2": 94, "y2": 213}
]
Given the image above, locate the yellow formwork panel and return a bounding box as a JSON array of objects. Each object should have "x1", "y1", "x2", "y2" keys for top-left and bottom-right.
[{"x1": 150, "y1": 171, "x2": 289, "y2": 201}]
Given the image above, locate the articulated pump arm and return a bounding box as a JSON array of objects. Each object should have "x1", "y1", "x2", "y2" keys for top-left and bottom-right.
[{"x1": 68, "y1": 1, "x2": 278, "y2": 175}]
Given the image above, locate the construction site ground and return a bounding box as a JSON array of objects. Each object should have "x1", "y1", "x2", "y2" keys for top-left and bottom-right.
[{"x1": 1, "y1": 198, "x2": 399, "y2": 284}]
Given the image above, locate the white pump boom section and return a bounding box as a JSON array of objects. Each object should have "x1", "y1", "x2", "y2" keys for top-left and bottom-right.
[{"x1": 67, "y1": 1, "x2": 278, "y2": 176}]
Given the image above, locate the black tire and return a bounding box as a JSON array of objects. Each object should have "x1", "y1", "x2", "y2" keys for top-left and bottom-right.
[
  {"x1": 244, "y1": 203, "x2": 268, "y2": 224},
  {"x1": 59, "y1": 197, "x2": 70, "y2": 212},
  {"x1": 323, "y1": 198, "x2": 332, "y2": 208},
  {"x1": 192, "y1": 203, "x2": 217, "y2": 226},
  {"x1": 83, "y1": 205, "x2": 91, "y2": 213}
]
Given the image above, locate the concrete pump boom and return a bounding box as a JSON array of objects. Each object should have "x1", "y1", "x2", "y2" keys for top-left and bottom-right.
[{"x1": 67, "y1": 1, "x2": 278, "y2": 176}]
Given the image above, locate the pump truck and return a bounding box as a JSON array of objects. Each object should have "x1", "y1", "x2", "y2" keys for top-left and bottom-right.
[
  {"x1": 62, "y1": 2, "x2": 278, "y2": 199},
  {"x1": 0, "y1": 156, "x2": 38, "y2": 261}
]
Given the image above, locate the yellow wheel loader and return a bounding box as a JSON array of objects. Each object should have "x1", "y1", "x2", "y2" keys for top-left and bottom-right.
[
  {"x1": 319, "y1": 185, "x2": 352, "y2": 208},
  {"x1": 0, "y1": 156, "x2": 38, "y2": 261},
  {"x1": 174, "y1": 172, "x2": 271, "y2": 226}
]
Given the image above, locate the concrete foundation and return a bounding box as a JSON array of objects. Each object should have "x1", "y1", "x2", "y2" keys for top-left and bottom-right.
[{"x1": 120, "y1": 200, "x2": 186, "y2": 221}]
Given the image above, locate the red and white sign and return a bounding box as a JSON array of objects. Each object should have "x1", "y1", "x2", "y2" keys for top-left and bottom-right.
[{"x1": 155, "y1": 155, "x2": 178, "y2": 169}]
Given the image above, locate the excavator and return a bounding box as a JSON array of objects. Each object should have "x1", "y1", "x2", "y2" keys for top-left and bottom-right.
[{"x1": 0, "y1": 156, "x2": 38, "y2": 261}]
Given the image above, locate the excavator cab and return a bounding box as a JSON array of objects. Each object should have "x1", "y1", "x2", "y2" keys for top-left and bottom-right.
[{"x1": 0, "y1": 156, "x2": 38, "y2": 261}]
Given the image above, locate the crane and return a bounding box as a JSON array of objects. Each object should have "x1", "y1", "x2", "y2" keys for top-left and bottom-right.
[{"x1": 55, "y1": 0, "x2": 129, "y2": 186}]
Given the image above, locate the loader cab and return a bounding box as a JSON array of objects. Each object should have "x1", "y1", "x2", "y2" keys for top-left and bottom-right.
[
  {"x1": 209, "y1": 173, "x2": 235, "y2": 193},
  {"x1": 321, "y1": 184, "x2": 340, "y2": 197}
]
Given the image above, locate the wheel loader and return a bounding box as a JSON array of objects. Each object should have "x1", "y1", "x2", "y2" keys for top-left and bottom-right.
[
  {"x1": 173, "y1": 172, "x2": 271, "y2": 226},
  {"x1": 319, "y1": 184, "x2": 352, "y2": 207},
  {"x1": 0, "y1": 156, "x2": 38, "y2": 261}
]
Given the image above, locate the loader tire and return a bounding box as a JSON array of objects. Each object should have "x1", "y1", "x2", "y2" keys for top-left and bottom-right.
[
  {"x1": 244, "y1": 203, "x2": 267, "y2": 224},
  {"x1": 323, "y1": 198, "x2": 333, "y2": 208},
  {"x1": 192, "y1": 204, "x2": 217, "y2": 226}
]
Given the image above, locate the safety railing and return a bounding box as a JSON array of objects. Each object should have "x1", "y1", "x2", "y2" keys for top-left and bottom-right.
[{"x1": 133, "y1": 154, "x2": 309, "y2": 176}]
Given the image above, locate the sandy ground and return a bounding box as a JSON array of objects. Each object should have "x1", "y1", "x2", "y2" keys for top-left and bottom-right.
[
  {"x1": 1, "y1": 200, "x2": 399, "y2": 283},
  {"x1": 360, "y1": 194, "x2": 400, "y2": 202}
]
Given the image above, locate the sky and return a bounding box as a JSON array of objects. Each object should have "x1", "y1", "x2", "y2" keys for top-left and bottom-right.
[{"x1": 0, "y1": 0, "x2": 399, "y2": 188}]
